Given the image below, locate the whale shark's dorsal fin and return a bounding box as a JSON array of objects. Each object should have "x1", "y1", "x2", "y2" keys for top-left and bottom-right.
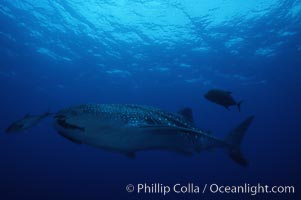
[{"x1": 177, "y1": 107, "x2": 193, "y2": 123}]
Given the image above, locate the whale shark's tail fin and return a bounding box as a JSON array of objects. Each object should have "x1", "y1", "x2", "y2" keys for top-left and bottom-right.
[{"x1": 225, "y1": 116, "x2": 254, "y2": 167}]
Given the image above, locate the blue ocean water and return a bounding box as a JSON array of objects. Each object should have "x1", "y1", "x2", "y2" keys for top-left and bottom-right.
[{"x1": 0, "y1": 0, "x2": 300, "y2": 199}]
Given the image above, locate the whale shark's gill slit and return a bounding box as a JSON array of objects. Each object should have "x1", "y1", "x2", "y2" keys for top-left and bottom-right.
[{"x1": 57, "y1": 119, "x2": 85, "y2": 132}]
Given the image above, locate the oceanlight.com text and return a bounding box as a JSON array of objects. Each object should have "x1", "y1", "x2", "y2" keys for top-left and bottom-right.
[{"x1": 125, "y1": 183, "x2": 295, "y2": 196}]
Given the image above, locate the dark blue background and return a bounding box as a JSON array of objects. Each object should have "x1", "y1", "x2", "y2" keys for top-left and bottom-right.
[{"x1": 0, "y1": 0, "x2": 300, "y2": 199}]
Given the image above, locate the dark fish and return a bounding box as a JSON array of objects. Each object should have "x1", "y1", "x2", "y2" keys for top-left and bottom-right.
[
  {"x1": 204, "y1": 89, "x2": 243, "y2": 111},
  {"x1": 5, "y1": 111, "x2": 52, "y2": 133},
  {"x1": 53, "y1": 104, "x2": 254, "y2": 166}
]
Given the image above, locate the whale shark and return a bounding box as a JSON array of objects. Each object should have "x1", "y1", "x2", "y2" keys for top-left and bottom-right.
[{"x1": 53, "y1": 104, "x2": 254, "y2": 166}]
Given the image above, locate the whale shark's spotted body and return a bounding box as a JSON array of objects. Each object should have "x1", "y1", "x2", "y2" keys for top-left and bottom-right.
[{"x1": 53, "y1": 104, "x2": 254, "y2": 166}]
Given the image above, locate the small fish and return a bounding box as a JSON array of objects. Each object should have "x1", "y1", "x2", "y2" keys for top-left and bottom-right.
[
  {"x1": 204, "y1": 89, "x2": 243, "y2": 111},
  {"x1": 53, "y1": 104, "x2": 254, "y2": 166},
  {"x1": 5, "y1": 111, "x2": 52, "y2": 133}
]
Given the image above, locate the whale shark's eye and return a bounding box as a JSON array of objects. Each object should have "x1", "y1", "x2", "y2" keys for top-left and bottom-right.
[{"x1": 57, "y1": 119, "x2": 85, "y2": 132}]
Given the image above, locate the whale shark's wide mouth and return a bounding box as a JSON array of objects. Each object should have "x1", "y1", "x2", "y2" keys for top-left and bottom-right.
[
  {"x1": 57, "y1": 119, "x2": 85, "y2": 131},
  {"x1": 55, "y1": 114, "x2": 85, "y2": 132}
]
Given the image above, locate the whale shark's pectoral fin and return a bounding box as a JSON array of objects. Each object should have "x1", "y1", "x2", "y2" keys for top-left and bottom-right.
[{"x1": 123, "y1": 152, "x2": 136, "y2": 159}]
